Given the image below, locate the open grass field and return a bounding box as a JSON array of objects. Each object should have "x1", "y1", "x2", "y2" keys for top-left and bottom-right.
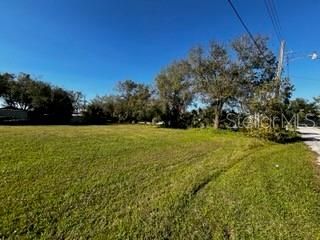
[{"x1": 1, "y1": 125, "x2": 320, "y2": 239}]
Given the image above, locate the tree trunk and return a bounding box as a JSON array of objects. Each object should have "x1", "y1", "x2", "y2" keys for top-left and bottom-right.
[
  {"x1": 213, "y1": 100, "x2": 223, "y2": 129},
  {"x1": 214, "y1": 112, "x2": 219, "y2": 129}
]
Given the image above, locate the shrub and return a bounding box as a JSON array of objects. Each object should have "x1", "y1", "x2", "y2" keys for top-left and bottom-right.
[{"x1": 244, "y1": 127, "x2": 300, "y2": 143}]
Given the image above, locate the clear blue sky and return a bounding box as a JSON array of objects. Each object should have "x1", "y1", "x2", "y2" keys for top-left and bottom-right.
[{"x1": 0, "y1": 0, "x2": 319, "y2": 100}]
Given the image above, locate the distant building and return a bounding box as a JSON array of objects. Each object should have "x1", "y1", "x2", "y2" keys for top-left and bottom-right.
[{"x1": 0, "y1": 107, "x2": 28, "y2": 121}]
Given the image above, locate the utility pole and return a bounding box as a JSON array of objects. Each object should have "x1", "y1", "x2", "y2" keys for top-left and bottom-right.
[{"x1": 275, "y1": 40, "x2": 285, "y2": 99}]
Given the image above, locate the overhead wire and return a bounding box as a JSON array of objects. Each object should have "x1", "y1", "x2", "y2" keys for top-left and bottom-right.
[
  {"x1": 228, "y1": 0, "x2": 317, "y2": 93},
  {"x1": 268, "y1": 0, "x2": 282, "y2": 34},
  {"x1": 227, "y1": 0, "x2": 292, "y2": 96},
  {"x1": 263, "y1": 0, "x2": 290, "y2": 83},
  {"x1": 264, "y1": 0, "x2": 282, "y2": 43},
  {"x1": 226, "y1": 0, "x2": 266, "y2": 58}
]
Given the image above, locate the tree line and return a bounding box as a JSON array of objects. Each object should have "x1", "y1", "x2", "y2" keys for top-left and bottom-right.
[
  {"x1": 0, "y1": 34, "x2": 319, "y2": 133},
  {"x1": 86, "y1": 35, "x2": 296, "y2": 129},
  {"x1": 0, "y1": 73, "x2": 83, "y2": 123}
]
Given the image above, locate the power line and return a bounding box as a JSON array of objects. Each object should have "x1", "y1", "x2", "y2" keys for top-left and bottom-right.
[
  {"x1": 226, "y1": 0, "x2": 266, "y2": 57},
  {"x1": 227, "y1": 0, "x2": 287, "y2": 99},
  {"x1": 286, "y1": 51, "x2": 320, "y2": 62},
  {"x1": 263, "y1": 0, "x2": 288, "y2": 91},
  {"x1": 264, "y1": 0, "x2": 282, "y2": 43},
  {"x1": 265, "y1": 0, "x2": 281, "y2": 38},
  {"x1": 269, "y1": 0, "x2": 282, "y2": 34}
]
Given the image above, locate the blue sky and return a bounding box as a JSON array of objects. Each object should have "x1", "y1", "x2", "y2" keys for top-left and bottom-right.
[{"x1": 0, "y1": 0, "x2": 319, "y2": 100}]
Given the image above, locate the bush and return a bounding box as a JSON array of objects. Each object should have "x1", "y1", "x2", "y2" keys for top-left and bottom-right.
[{"x1": 244, "y1": 127, "x2": 300, "y2": 143}]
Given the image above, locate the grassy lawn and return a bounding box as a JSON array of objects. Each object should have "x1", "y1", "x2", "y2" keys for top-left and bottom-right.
[{"x1": 0, "y1": 125, "x2": 320, "y2": 239}]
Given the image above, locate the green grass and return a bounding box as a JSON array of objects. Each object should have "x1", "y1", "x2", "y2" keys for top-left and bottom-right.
[{"x1": 0, "y1": 125, "x2": 320, "y2": 239}]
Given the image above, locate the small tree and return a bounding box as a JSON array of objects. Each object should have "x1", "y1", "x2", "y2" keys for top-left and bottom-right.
[{"x1": 287, "y1": 98, "x2": 319, "y2": 127}]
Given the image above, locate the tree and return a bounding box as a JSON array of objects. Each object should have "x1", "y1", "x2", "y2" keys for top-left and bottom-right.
[
  {"x1": 84, "y1": 79, "x2": 154, "y2": 125},
  {"x1": 222, "y1": 35, "x2": 295, "y2": 130},
  {"x1": 0, "y1": 72, "x2": 78, "y2": 123},
  {"x1": 0, "y1": 73, "x2": 53, "y2": 112},
  {"x1": 85, "y1": 95, "x2": 119, "y2": 123},
  {"x1": 287, "y1": 98, "x2": 319, "y2": 127},
  {"x1": 156, "y1": 60, "x2": 193, "y2": 128},
  {"x1": 116, "y1": 80, "x2": 152, "y2": 122},
  {"x1": 84, "y1": 101, "x2": 108, "y2": 124},
  {"x1": 314, "y1": 96, "x2": 320, "y2": 110},
  {"x1": 131, "y1": 84, "x2": 153, "y2": 121},
  {"x1": 231, "y1": 35, "x2": 289, "y2": 116},
  {"x1": 71, "y1": 91, "x2": 86, "y2": 114},
  {"x1": 29, "y1": 81, "x2": 52, "y2": 114},
  {"x1": 189, "y1": 42, "x2": 240, "y2": 129},
  {"x1": 47, "y1": 87, "x2": 74, "y2": 122},
  {"x1": 0, "y1": 73, "x2": 13, "y2": 97},
  {"x1": 3, "y1": 73, "x2": 35, "y2": 110},
  {"x1": 314, "y1": 96, "x2": 320, "y2": 126}
]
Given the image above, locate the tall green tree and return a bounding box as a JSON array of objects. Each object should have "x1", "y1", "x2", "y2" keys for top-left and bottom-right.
[
  {"x1": 0, "y1": 73, "x2": 13, "y2": 97},
  {"x1": 233, "y1": 36, "x2": 273, "y2": 108},
  {"x1": 189, "y1": 42, "x2": 240, "y2": 129},
  {"x1": 29, "y1": 81, "x2": 52, "y2": 113},
  {"x1": 48, "y1": 87, "x2": 74, "y2": 122},
  {"x1": 0, "y1": 73, "x2": 75, "y2": 123},
  {"x1": 116, "y1": 80, "x2": 152, "y2": 122},
  {"x1": 156, "y1": 60, "x2": 193, "y2": 128},
  {"x1": 3, "y1": 73, "x2": 35, "y2": 110},
  {"x1": 232, "y1": 36, "x2": 292, "y2": 113}
]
